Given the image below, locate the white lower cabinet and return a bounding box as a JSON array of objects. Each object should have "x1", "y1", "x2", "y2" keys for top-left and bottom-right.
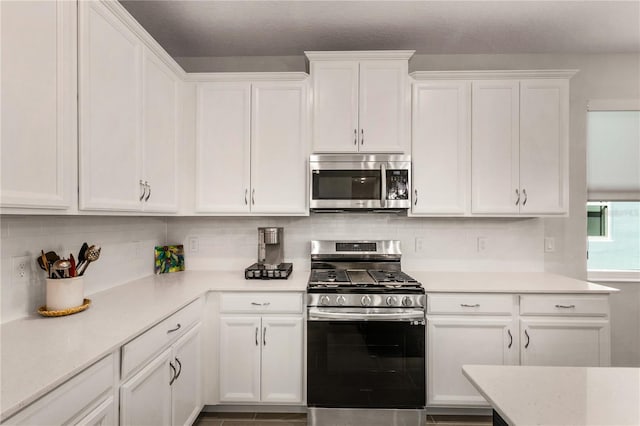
[
  {"x1": 426, "y1": 293, "x2": 611, "y2": 408},
  {"x1": 3, "y1": 354, "x2": 116, "y2": 425},
  {"x1": 120, "y1": 323, "x2": 202, "y2": 426},
  {"x1": 218, "y1": 292, "x2": 304, "y2": 404}
]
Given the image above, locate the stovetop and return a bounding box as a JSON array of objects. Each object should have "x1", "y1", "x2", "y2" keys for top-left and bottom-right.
[{"x1": 308, "y1": 268, "x2": 423, "y2": 294}]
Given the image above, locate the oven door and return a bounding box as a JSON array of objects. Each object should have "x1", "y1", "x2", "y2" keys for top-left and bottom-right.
[{"x1": 307, "y1": 308, "x2": 425, "y2": 409}]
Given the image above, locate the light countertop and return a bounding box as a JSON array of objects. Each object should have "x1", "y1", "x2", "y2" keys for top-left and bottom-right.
[
  {"x1": 409, "y1": 271, "x2": 618, "y2": 293},
  {"x1": 462, "y1": 364, "x2": 640, "y2": 426},
  {"x1": 0, "y1": 270, "x2": 616, "y2": 420}
]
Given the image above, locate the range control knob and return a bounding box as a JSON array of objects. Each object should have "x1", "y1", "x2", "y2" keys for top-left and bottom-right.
[
  {"x1": 361, "y1": 295, "x2": 372, "y2": 306},
  {"x1": 402, "y1": 296, "x2": 414, "y2": 307},
  {"x1": 319, "y1": 295, "x2": 330, "y2": 306},
  {"x1": 336, "y1": 295, "x2": 346, "y2": 306},
  {"x1": 386, "y1": 296, "x2": 398, "y2": 306}
]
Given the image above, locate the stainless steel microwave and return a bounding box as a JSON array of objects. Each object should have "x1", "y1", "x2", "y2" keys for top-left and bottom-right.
[{"x1": 309, "y1": 154, "x2": 411, "y2": 211}]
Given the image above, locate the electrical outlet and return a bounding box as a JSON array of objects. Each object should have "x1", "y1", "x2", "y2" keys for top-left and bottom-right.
[
  {"x1": 415, "y1": 237, "x2": 424, "y2": 253},
  {"x1": 544, "y1": 237, "x2": 556, "y2": 253},
  {"x1": 477, "y1": 237, "x2": 488, "y2": 252},
  {"x1": 189, "y1": 237, "x2": 199, "y2": 253},
  {"x1": 12, "y1": 255, "x2": 32, "y2": 284}
]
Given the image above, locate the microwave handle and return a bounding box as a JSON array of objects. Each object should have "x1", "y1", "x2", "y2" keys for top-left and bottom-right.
[{"x1": 380, "y1": 163, "x2": 387, "y2": 208}]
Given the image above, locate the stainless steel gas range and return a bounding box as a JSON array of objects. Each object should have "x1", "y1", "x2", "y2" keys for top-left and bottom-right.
[{"x1": 306, "y1": 240, "x2": 426, "y2": 426}]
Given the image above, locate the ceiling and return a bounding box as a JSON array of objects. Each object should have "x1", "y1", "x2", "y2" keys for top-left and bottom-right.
[{"x1": 119, "y1": 1, "x2": 640, "y2": 58}]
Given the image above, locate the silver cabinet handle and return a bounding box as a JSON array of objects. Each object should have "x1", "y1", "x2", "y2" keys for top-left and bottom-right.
[
  {"x1": 360, "y1": 129, "x2": 364, "y2": 145},
  {"x1": 508, "y1": 329, "x2": 513, "y2": 348},
  {"x1": 414, "y1": 189, "x2": 418, "y2": 206},
  {"x1": 244, "y1": 189, "x2": 248, "y2": 205},
  {"x1": 139, "y1": 180, "x2": 146, "y2": 201},
  {"x1": 167, "y1": 323, "x2": 181, "y2": 334},
  {"x1": 522, "y1": 188, "x2": 527, "y2": 206},
  {"x1": 515, "y1": 189, "x2": 520, "y2": 205},
  {"x1": 252, "y1": 189, "x2": 255, "y2": 205},
  {"x1": 353, "y1": 129, "x2": 357, "y2": 145},
  {"x1": 524, "y1": 329, "x2": 530, "y2": 348},
  {"x1": 460, "y1": 303, "x2": 480, "y2": 308},
  {"x1": 169, "y1": 361, "x2": 177, "y2": 385},
  {"x1": 144, "y1": 181, "x2": 151, "y2": 202},
  {"x1": 251, "y1": 302, "x2": 271, "y2": 306},
  {"x1": 555, "y1": 304, "x2": 576, "y2": 309},
  {"x1": 174, "y1": 357, "x2": 182, "y2": 379},
  {"x1": 263, "y1": 326, "x2": 267, "y2": 346},
  {"x1": 255, "y1": 327, "x2": 259, "y2": 346}
]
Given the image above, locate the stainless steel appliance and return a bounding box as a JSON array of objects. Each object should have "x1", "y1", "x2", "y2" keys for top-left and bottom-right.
[
  {"x1": 306, "y1": 240, "x2": 426, "y2": 426},
  {"x1": 244, "y1": 227, "x2": 292, "y2": 279},
  {"x1": 309, "y1": 154, "x2": 411, "y2": 211}
]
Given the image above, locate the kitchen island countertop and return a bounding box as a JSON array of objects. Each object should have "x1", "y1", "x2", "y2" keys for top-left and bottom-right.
[
  {"x1": 0, "y1": 270, "x2": 617, "y2": 420},
  {"x1": 462, "y1": 364, "x2": 640, "y2": 426}
]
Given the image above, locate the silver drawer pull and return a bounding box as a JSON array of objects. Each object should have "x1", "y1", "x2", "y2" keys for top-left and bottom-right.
[
  {"x1": 555, "y1": 304, "x2": 576, "y2": 309},
  {"x1": 251, "y1": 302, "x2": 271, "y2": 306},
  {"x1": 167, "y1": 323, "x2": 181, "y2": 334},
  {"x1": 460, "y1": 303, "x2": 480, "y2": 308}
]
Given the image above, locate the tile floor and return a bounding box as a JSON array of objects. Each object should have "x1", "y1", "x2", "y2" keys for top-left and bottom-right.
[{"x1": 194, "y1": 412, "x2": 492, "y2": 426}]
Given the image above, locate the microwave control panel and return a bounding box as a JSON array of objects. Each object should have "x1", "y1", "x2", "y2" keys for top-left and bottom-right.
[{"x1": 386, "y1": 170, "x2": 409, "y2": 200}]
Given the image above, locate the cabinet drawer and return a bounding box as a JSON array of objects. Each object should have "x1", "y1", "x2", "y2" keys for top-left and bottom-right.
[
  {"x1": 520, "y1": 295, "x2": 609, "y2": 316},
  {"x1": 427, "y1": 294, "x2": 515, "y2": 315},
  {"x1": 4, "y1": 354, "x2": 114, "y2": 425},
  {"x1": 121, "y1": 298, "x2": 203, "y2": 379},
  {"x1": 221, "y1": 293, "x2": 303, "y2": 314}
]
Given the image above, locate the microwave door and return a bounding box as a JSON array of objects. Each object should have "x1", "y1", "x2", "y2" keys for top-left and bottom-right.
[{"x1": 311, "y1": 168, "x2": 383, "y2": 209}]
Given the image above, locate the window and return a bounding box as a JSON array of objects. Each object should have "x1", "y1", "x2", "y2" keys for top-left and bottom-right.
[{"x1": 587, "y1": 201, "x2": 640, "y2": 271}]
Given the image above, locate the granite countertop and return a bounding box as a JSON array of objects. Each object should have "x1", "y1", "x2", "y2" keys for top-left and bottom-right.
[
  {"x1": 0, "y1": 270, "x2": 617, "y2": 420},
  {"x1": 462, "y1": 364, "x2": 640, "y2": 426}
]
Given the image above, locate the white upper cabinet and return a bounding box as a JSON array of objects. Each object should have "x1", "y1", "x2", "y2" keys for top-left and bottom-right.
[
  {"x1": 519, "y1": 79, "x2": 569, "y2": 215},
  {"x1": 196, "y1": 82, "x2": 252, "y2": 213},
  {"x1": 411, "y1": 80, "x2": 471, "y2": 215},
  {"x1": 471, "y1": 76, "x2": 571, "y2": 216},
  {"x1": 471, "y1": 80, "x2": 521, "y2": 215},
  {"x1": 141, "y1": 51, "x2": 179, "y2": 213},
  {"x1": 307, "y1": 51, "x2": 413, "y2": 153},
  {"x1": 1, "y1": 0, "x2": 76, "y2": 211},
  {"x1": 195, "y1": 76, "x2": 308, "y2": 215},
  {"x1": 78, "y1": 0, "x2": 180, "y2": 213}
]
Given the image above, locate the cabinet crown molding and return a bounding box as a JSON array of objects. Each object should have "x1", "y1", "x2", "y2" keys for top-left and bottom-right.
[
  {"x1": 305, "y1": 50, "x2": 415, "y2": 61},
  {"x1": 186, "y1": 72, "x2": 309, "y2": 83},
  {"x1": 411, "y1": 69, "x2": 579, "y2": 80}
]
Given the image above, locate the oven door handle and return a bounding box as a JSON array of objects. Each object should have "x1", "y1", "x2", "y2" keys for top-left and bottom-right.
[{"x1": 308, "y1": 307, "x2": 425, "y2": 322}]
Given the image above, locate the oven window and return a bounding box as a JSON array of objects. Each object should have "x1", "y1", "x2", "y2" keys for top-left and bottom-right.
[
  {"x1": 312, "y1": 170, "x2": 381, "y2": 200},
  {"x1": 307, "y1": 320, "x2": 425, "y2": 409}
]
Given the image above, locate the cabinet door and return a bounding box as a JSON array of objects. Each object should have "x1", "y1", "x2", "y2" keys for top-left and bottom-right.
[
  {"x1": 219, "y1": 316, "x2": 261, "y2": 402},
  {"x1": 519, "y1": 79, "x2": 569, "y2": 215},
  {"x1": 172, "y1": 324, "x2": 202, "y2": 426},
  {"x1": 195, "y1": 82, "x2": 251, "y2": 213},
  {"x1": 74, "y1": 397, "x2": 114, "y2": 426},
  {"x1": 261, "y1": 316, "x2": 303, "y2": 403},
  {"x1": 471, "y1": 80, "x2": 520, "y2": 214},
  {"x1": 520, "y1": 318, "x2": 610, "y2": 367},
  {"x1": 412, "y1": 81, "x2": 471, "y2": 215},
  {"x1": 1, "y1": 0, "x2": 75, "y2": 210},
  {"x1": 310, "y1": 61, "x2": 359, "y2": 153},
  {"x1": 359, "y1": 60, "x2": 409, "y2": 153},
  {"x1": 251, "y1": 81, "x2": 308, "y2": 214},
  {"x1": 427, "y1": 316, "x2": 518, "y2": 407},
  {"x1": 142, "y1": 49, "x2": 178, "y2": 213},
  {"x1": 120, "y1": 348, "x2": 172, "y2": 426},
  {"x1": 78, "y1": 0, "x2": 142, "y2": 211}
]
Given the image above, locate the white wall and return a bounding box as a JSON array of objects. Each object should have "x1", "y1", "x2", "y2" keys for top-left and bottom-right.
[{"x1": 0, "y1": 216, "x2": 166, "y2": 323}]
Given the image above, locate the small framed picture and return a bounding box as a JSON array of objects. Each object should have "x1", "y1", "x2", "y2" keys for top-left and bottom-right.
[{"x1": 154, "y1": 245, "x2": 185, "y2": 274}]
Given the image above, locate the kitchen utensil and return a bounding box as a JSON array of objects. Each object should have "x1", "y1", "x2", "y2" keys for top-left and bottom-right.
[
  {"x1": 52, "y1": 259, "x2": 71, "y2": 279},
  {"x1": 77, "y1": 242, "x2": 89, "y2": 270},
  {"x1": 69, "y1": 254, "x2": 77, "y2": 277},
  {"x1": 78, "y1": 245, "x2": 101, "y2": 276},
  {"x1": 37, "y1": 250, "x2": 49, "y2": 275},
  {"x1": 44, "y1": 251, "x2": 60, "y2": 278}
]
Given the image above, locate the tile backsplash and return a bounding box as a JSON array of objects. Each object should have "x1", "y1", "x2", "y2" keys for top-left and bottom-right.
[
  {"x1": 1, "y1": 213, "x2": 543, "y2": 323},
  {"x1": 166, "y1": 214, "x2": 544, "y2": 273},
  {"x1": 0, "y1": 216, "x2": 166, "y2": 323}
]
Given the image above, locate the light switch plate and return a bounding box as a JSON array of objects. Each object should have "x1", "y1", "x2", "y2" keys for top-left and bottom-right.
[{"x1": 544, "y1": 237, "x2": 556, "y2": 252}]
